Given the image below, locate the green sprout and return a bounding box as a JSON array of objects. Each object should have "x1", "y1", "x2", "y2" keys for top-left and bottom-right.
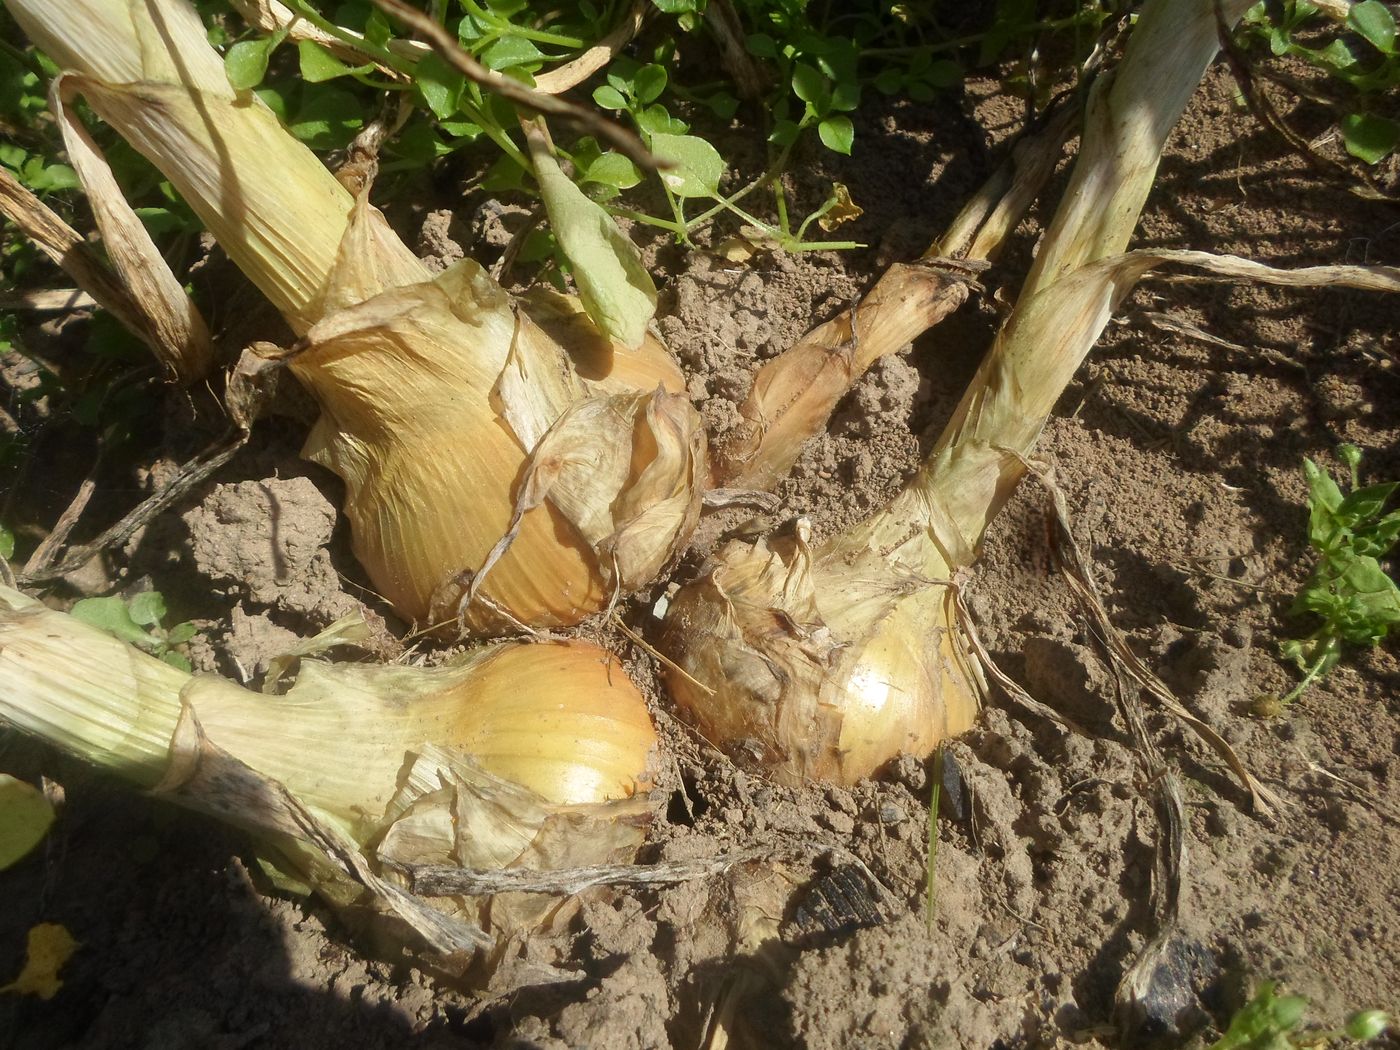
[
  {"x1": 1274, "y1": 444, "x2": 1400, "y2": 706},
  {"x1": 70, "y1": 591, "x2": 198, "y2": 672},
  {"x1": 1209, "y1": 981, "x2": 1391, "y2": 1049}
]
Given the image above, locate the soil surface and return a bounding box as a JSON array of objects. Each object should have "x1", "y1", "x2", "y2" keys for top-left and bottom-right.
[{"x1": 3, "y1": 48, "x2": 1400, "y2": 1050}]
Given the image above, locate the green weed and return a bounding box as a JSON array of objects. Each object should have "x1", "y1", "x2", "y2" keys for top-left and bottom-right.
[
  {"x1": 1241, "y1": 0, "x2": 1400, "y2": 165},
  {"x1": 1209, "y1": 981, "x2": 1390, "y2": 1049},
  {"x1": 70, "y1": 591, "x2": 198, "y2": 671},
  {"x1": 1273, "y1": 445, "x2": 1400, "y2": 705}
]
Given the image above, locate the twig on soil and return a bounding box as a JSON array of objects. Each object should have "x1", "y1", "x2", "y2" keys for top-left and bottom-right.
[
  {"x1": 23, "y1": 456, "x2": 101, "y2": 576},
  {"x1": 16, "y1": 433, "x2": 247, "y2": 586},
  {"x1": 1021, "y1": 457, "x2": 1282, "y2": 817},
  {"x1": 492, "y1": 204, "x2": 544, "y2": 282},
  {"x1": 400, "y1": 843, "x2": 902, "y2": 915},
  {"x1": 1128, "y1": 308, "x2": 1307, "y2": 373},
  {"x1": 612, "y1": 613, "x2": 715, "y2": 698},
  {"x1": 951, "y1": 586, "x2": 1088, "y2": 737},
  {"x1": 402, "y1": 849, "x2": 771, "y2": 897},
  {"x1": 1033, "y1": 464, "x2": 1192, "y2": 1040},
  {"x1": 930, "y1": 96, "x2": 1079, "y2": 263},
  {"x1": 0, "y1": 288, "x2": 97, "y2": 311},
  {"x1": 1292, "y1": 752, "x2": 1400, "y2": 827},
  {"x1": 702, "y1": 0, "x2": 771, "y2": 101}
]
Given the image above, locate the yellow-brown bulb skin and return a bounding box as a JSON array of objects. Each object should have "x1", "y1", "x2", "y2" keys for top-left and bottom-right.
[
  {"x1": 449, "y1": 642, "x2": 659, "y2": 806},
  {"x1": 659, "y1": 525, "x2": 980, "y2": 786},
  {"x1": 292, "y1": 256, "x2": 703, "y2": 633}
]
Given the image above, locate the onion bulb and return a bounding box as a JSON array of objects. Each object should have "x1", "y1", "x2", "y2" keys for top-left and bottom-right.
[
  {"x1": 0, "y1": 586, "x2": 657, "y2": 952},
  {"x1": 662, "y1": 0, "x2": 1255, "y2": 786},
  {"x1": 7, "y1": 0, "x2": 705, "y2": 633}
]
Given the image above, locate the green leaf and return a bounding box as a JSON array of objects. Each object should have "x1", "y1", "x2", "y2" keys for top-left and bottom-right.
[
  {"x1": 224, "y1": 31, "x2": 285, "y2": 92},
  {"x1": 161, "y1": 651, "x2": 194, "y2": 672},
  {"x1": 633, "y1": 64, "x2": 668, "y2": 104},
  {"x1": 650, "y1": 0, "x2": 700, "y2": 12},
  {"x1": 298, "y1": 41, "x2": 366, "y2": 83},
  {"x1": 1210, "y1": 982, "x2": 1308, "y2": 1050},
  {"x1": 289, "y1": 88, "x2": 365, "y2": 149},
  {"x1": 635, "y1": 104, "x2": 687, "y2": 137},
  {"x1": 923, "y1": 60, "x2": 963, "y2": 88},
  {"x1": 364, "y1": 8, "x2": 392, "y2": 48},
  {"x1": 650, "y1": 132, "x2": 724, "y2": 198},
  {"x1": 908, "y1": 80, "x2": 936, "y2": 103},
  {"x1": 0, "y1": 143, "x2": 26, "y2": 170},
  {"x1": 746, "y1": 33, "x2": 778, "y2": 58},
  {"x1": 818, "y1": 115, "x2": 854, "y2": 155},
  {"x1": 416, "y1": 53, "x2": 465, "y2": 119},
  {"x1": 1353, "y1": 512, "x2": 1400, "y2": 558},
  {"x1": 253, "y1": 86, "x2": 289, "y2": 123},
  {"x1": 482, "y1": 154, "x2": 529, "y2": 193},
  {"x1": 1349, "y1": 0, "x2": 1397, "y2": 53},
  {"x1": 438, "y1": 119, "x2": 484, "y2": 141},
  {"x1": 481, "y1": 35, "x2": 545, "y2": 71},
  {"x1": 1308, "y1": 38, "x2": 1362, "y2": 77},
  {"x1": 165, "y1": 621, "x2": 198, "y2": 646},
  {"x1": 873, "y1": 67, "x2": 903, "y2": 95},
  {"x1": 0, "y1": 524, "x2": 13, "y2": 560},
  {"x1": 126, "y1": 591, "x2": 167, "y2": 628},
  {"x1": 134, "y1": 207, "x2": 191, "y2": 236},
  {"x1": 592, "y1": 84, "x2": 628, "y2": 110},
  {"x1": 70, "y1": 596, "x2": 151, "y2": 647},
  {"x1": 1340, "y1": 442, "x2": 1363, "y2": 483},
  {"x1": 1338, "y1": 557, "x2": 1400, "y2": 633},
  {"x1": 531, "y1": 142, "x2": 657, "y2": 348},
  {"x1": 1337, "y1": 482, "x2": 1398, "y2": 528},
  {"x1": 791, "y1": 62, "x2": 828, "y2": 107},
  {"x1": 0, "y1": 776, "x2": 55, "y2": 872},
  {"x1": 769, "y1": 118, "x2": 801, "y2": 148},
  {"x1": 583, "y1": 151, "x2": 643, "y2": 189},
  {"x1": 387, "y1": 120, "x2": 443, "y2": 165},
  {"x1": 1304, "y1": 457, "x2": 1345, "y2": 549},
  {"x1": 21, "y1": 163, "x2": 79, "y2": 194},
  {"x1": 1341, "y1": 112, "x2": 1400, "y2": 165},
  {"x1": 1344, "y1": 1010, "x2": 1392, "y2": 1041},
  {"x1": 706, "y1": 90, "x2": 740, "y2": 120},
  {"x1": 1279, "y1": 637, "x2": 1309, "y2": 671},
  {"x1": 606, "y1": 56, "x2": 642, "y2": 94},
  {"x1": 830, "y1": 79, "x2": 861, "y2": 112}
]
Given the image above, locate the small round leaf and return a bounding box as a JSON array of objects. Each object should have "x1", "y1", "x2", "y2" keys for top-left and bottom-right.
[
  {"x1": 592, "y1": 84, "x2": 628, "y2": 111},
  {"x1": 650, "y1": 132, "x2": 725, "y2": 198},
  {"x1": 1342, "y1": 112, "x2": 1400, "y2": 165},
  {"x1": 0, "y1": 776, "x2": 55, "y2": 871},
  {"x1": 818, "y1": 115, "x2": 854, "y2": 155}
]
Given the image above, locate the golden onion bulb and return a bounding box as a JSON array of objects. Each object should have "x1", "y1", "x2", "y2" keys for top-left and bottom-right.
[
  {"x1": 0, "y1": 589, "x2": 656, "y2": 825},
  {"x1": 7, "y1": 0, "x2": 706, "y2": 635},
  {"x1": 660, "y1": 520, "x2": 981, "y2": 786}
]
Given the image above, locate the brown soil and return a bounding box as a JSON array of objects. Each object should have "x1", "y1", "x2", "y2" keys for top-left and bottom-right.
[{"x1": 4, "y1": 57, "x2": 1400, "y2": 1050}]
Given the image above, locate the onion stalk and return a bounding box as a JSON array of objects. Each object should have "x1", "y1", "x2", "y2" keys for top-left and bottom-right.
[
  {"x1": 661, "y1": 0, "x2": 1297, "y2": 785},
  {"x1": 0, "y1": 586, "x2": 657, "y2": 957},
  {"x1": 6, "y1": 0, "x2": 704, "y2": 632}
]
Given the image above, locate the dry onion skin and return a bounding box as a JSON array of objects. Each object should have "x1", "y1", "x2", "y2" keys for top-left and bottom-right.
[
  {"x1": 661, "y1": 0, "x2": 1258, "y2": 787},
  {"x1": 7, "y1": 0, "x2": 705, "y2": 633}
]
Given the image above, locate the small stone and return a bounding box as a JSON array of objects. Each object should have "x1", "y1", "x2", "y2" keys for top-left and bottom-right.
[
  {"x1": 819, "y1": 810, "x2": 856, "y2": 835},
  {"x1": 876, "y1": 802, "x2": 907, "y2": 825}
]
